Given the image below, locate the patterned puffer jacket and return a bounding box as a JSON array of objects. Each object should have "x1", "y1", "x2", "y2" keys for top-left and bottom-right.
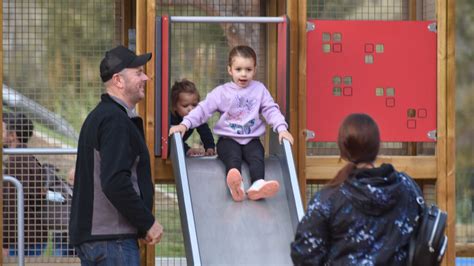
[{"x1": 291, "y1": 164, "x2": 421, "y2": 266}]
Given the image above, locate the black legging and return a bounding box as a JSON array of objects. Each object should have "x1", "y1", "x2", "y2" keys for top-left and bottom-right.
[{"x1": 216, "y1": 137, "x2": 264, "y2": 184}]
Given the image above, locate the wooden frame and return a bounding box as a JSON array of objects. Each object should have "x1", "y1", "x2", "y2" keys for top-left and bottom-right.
[
  {"x1": 292, "y1": 1, "x2": 456, "y2": 265},
  {"x1": 133, "y1": 0, "x2": 456, "y2": 265}
]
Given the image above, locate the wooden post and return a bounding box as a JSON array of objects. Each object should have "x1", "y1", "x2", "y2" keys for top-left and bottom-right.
[
  {"x1": 287, "y1": 0, "x2": 307, "y2": 206},
  {"x1": 437, "y1": 0, "x2": 456, "y2": 265},
  {"x1": 287, "y1": 0, "x2": 298, "y2": 191},
  {"x1": 407, "y1": 0, "x2": 418, "y2": 159},
  {"x1": 409, "y1": 0, "x2": 417, "y2": 20},
  {"x1": 135, "y1": 0, "x2": 158, "y2": 265},
  {"x1": 145, "y1": 0, "x2": 157, "y2": 265},
  {"x1": 265, "y1": 0, "x2": 278, "y2": 156},
  {"x1": 446, "y1": 0, "x2": 457, "y2": 263},
  {"x1": 121, "y1": 0, "x2": 134, "y2": 46}
]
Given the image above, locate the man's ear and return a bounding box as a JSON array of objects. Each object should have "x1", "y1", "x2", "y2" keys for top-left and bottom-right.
[{"x1": 112, "y1": 73, "x2": 123, "y2": 88}]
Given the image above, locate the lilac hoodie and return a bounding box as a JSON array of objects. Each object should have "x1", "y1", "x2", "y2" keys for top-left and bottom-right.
[{"x1": 181, "y1": 80, "x2": 288, "y2": 145}]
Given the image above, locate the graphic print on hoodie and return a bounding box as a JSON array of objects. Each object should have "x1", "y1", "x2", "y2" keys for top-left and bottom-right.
[{"x1": 225, "y1": 94, "x2": 257, "y2": 135}]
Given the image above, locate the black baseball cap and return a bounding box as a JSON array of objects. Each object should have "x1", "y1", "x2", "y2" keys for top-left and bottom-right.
[{"x1": 99, "y1": 45, "x2": 152, "y2": 82}]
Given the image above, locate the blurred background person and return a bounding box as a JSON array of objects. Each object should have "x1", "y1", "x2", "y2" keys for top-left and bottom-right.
[{"x1": 2, "y1": 113, "x2": 48, "y2": 256}]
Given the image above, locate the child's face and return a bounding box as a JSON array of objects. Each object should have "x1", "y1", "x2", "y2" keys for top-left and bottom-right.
[
  {"x1": 174, "y1": 92, "x2": 198, "y2": 117},
  {"x1": 227, "y1": 56, "x2": 256, "y2": 88},
  {"x1": 2, "y1": 122, "x2": 8, "y2": 148},
  {"x1": 2, "y1": 122, "x2": 15, "y2": 148}
]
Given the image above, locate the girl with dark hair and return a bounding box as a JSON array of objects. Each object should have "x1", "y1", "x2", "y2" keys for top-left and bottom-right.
[
  {"x1": 170, "y1": 78, "x2": 215, "y2": 156},
  {"x1": 291, "y1": 113, "x2": 421, "y2": 265}
]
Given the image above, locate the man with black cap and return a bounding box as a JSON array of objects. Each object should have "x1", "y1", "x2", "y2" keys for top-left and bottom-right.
[{"x1": 69, "y1": 45, "x2": 163, "y2": 265}]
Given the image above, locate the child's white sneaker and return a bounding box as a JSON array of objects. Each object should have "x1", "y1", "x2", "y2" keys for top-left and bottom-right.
[
  {"x1": 226, "y1": 168, "x2": 245, "y2": 202},
  {"x1": 247, "y1": 179, "x2": 280, "y2": 200}
]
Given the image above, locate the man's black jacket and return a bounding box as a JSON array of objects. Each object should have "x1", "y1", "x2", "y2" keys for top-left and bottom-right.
[{"x1": 70, "y1": 93, "x2": 155, "y2": 245}]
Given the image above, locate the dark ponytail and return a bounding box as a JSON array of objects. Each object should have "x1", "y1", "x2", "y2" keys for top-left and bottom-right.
[
  {"x1": 326, "y1": 113, "x2": 380, "y2": 187},
  {"x1": 327, "y1": 162, "x2": 356, "y2": 187}
]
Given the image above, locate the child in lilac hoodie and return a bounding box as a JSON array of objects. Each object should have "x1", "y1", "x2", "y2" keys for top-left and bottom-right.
[{"x1": 169, "y1": 45, "x2": 294, "y2": 202}]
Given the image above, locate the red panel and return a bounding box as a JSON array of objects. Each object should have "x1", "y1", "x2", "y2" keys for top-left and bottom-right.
[
  {"x1": 277, "y1": 16, "x2": 288, "y2": 116},
  {"x1": 161, "y1": 16, "x2": 170, "y2": 159},
  {"x1": 306, "y1": 20, "x2": 437, "y2": 142}
]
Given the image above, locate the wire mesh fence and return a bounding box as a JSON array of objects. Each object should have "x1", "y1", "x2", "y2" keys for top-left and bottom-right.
[
  {"x1": 457, "y1": 170, "x2": 474, "y2": 244},
  {"x1": 154, "y1": 184, "x2": 186, "y2": 265},
  {"x1": 422, "y1": 0, "x2": 437, "y2": 20},
  {"x1": 2, "y1": 0, "x2": 122, "y2": 263},
  {"x1": 3, "y1": 0, "x2": 123, "y2": 144},
  {"x1": 307, "y1": 0, "x2": 410, "y2": 20}
]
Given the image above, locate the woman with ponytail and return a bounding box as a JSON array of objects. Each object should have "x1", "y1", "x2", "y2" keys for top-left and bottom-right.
[{"x1": 291, "y1": 113, "x2": 421, "y2": 265}]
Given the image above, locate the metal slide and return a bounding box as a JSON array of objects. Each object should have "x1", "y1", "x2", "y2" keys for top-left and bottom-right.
[{"x1": 170, "y1": 133, "x2": 304, "y2": 266}]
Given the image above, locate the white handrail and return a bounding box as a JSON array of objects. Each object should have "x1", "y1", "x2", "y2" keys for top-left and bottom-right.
[{"x1": 3, "y1": 148, "x2": 77, "y2": 155}]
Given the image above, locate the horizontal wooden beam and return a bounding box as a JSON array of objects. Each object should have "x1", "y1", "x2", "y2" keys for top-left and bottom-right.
[
  {"x1": 156, "y1": 155, "x2": 437, "y2": 183},
  {"x1": 154, "y1": 159, "x2": 174, "y2": 182},
  {"x1": 456, "y1": 243, "x2": 474, "y2": 257},
  {"x1": 306, "y1": 155, "x2": 437, "y2": 180}
]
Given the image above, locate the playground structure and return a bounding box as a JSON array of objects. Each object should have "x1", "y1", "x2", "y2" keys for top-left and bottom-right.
[{"x1": 0, "y1": 0, "x2": 457, "y2": 266}]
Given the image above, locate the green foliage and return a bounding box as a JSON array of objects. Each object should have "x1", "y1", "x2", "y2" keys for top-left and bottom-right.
[
  {"x1": 456, "y1": 170, "x2": 474, "y2": 224},
  {"x1": 3, "y1": 0, "x2": 115, "y2": 132},
  {"x1": 456, "y1": 0, "x2": 474, "y2": 87},
  {"x1": 155, "y1": 207, "x2": 185, "y2": 257},
  {"x1": 456, "y1": 0, "x2": 474, "y2": 225},
  {"x1": 155, "y1": 185, "x2": 185, "y2": 257}
]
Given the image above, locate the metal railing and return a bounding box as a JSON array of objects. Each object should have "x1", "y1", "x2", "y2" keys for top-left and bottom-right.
[
  {"x1": 169, "y1": 16, "x2": 285, "y2": 23},
  {"x1": 3, "y1": 148, "x2": 77, "y2": 155},
  {"x1": 3, "y1": 175, "x2": 25, "y2": 266}
]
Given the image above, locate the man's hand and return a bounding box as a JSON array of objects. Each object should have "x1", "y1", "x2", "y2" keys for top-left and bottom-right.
[
  {"x1": 144, "y1": 221, "x2": 163, "y2": 245},
  {"x1": 278, "y1": 130, "x2": 294, "y2": 145},
  {"x1": 169, "y1": 124, "x2": 187, "y2": 137}
]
